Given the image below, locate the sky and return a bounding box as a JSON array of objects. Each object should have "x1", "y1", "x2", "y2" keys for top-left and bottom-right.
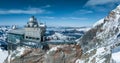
[{"x1": 0, "y1": 0, "x2": 120, "y2": 27}]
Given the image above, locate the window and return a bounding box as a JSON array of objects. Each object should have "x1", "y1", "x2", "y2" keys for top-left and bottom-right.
[
  {"x1": 36, "y1": 38, "x2": 39, "y2": 40},
  {"x1": 29, "y1": 37, "x2": 32, "y2": 39},
  {"x1": 26, "y1": 36, "x2": 28, "y2": 38}
]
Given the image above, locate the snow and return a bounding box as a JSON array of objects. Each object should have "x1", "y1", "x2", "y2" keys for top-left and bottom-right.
[
  {"x1": 113, "y1": 5, "x2": 120, "y2": 14},
  {"x1": 7, "y1": 47, "x2": 26, "y2": 62},
  {"x1": 75, "y1": 4, "x2": 120, "y2": 63},
  {"x1": 0, "y1": 50, "x2": 8, "y2": 63},
  {"x1": 47, "y1": 46, "x2": 61, "y2": 54},
  {"x1": 8, "y1": 54, "x2": 12, "y2": 63},
  {"x1": 85, "y1": 47, "x2": 111, "y2": 63},
  {"x1": 96, "y1": 47, "x2": 105, "y2": 54},
  {"x1": 93, "y1": 4, "x2": 120, "y2": 47},
  {"x1": 16, "y1": 47, "x2": 25, "y2": 56},
  {"x1": 111, "y1": 45, "x2": 120, "y2": 63},
  {"x1": 24, "y1": 42, "x2": 37, "y2": 45},
  {"x1": 75, "y1": 59, "x2": 84, "y2": 63},
  {"x1": 76, "y1": 27, "x2": 91, "y2": 32},
  {"x1": 39, "y1": 24, "x2": 46, "y2": 27},
  {"x1": 47, "y1": 32, "x2": 69, "y2": 40},
  {"x1": 93, "y1": 18, "x2": 104, "y2": 27},
  {"x1": 97, "y1": 58, "x2": 106, "y2": 63},
  {"x1": 112, "y1": 52, "x2": 120, "y2": 63},
  {"x1": 47, "y1": 40, "x2": 68, "y2": 42},
  {"x1": 0, "y1": 26, "x2": 9, "y2": 63},
  {"x1": 112, "y1": 45, "x2": 120, "y2": 52}
]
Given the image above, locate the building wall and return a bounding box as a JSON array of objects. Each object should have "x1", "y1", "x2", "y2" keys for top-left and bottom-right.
[
  {"x1": 24, "y1": 27, "x2": 42, "y2": 42},
  {"x1": 7, "y1": 33, "x2": 24, "y2": 43}
]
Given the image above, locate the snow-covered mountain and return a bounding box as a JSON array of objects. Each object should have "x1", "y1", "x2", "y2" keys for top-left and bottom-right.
[
  {"x1": 46, "y1": 27, "x2": 89, "y2": 40},
  {"x1": 76, "y1": 5, "x2": 120, "y2": 63},
  {"x1": 0, "y1": 26, "x2": 10, "y2": 41},
  {"x1": 0, "y1": 26, "x2": 11, "y2": 51},
  {"x1": 47, "y1": 32, "x2": 76, "y2": 41}
]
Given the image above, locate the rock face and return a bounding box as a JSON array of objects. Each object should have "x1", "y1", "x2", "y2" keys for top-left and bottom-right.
[
  {"x1": 5, "y1": 5, "x2": 120, "y2": 63},
  {"x1": 79, "y1": 47, "x2": 111, "y2": 63},
  {"x1": 6, "y1": 45, "x2": 82, "y2": 63},
  {"x1": 6, "y1": 47, "x2": 46, "y2": 63},
  {"x1": 76, "y1": 5, "x2": 120, "y2": 63},
  {"x1": 45, "y1": 45, "x2": 82, "y2": 63},
  {"x1": 78, "y1": 5, "x2": 120, "y2": 52}
]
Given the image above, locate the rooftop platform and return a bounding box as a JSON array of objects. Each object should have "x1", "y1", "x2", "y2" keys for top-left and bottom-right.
[{"x1": 8, "y1": 29, "x2": 25, "y2": 35}]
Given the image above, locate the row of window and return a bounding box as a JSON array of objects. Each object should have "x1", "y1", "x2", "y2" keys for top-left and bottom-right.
[{"x1": 26, "y1": 36, "x2": 40, "y2": 40}]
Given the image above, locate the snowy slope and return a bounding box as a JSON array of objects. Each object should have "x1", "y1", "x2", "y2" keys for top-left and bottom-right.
[
  {"x1": 112, "y1": 52, "x2": 120, "y2": 63},
  {"x1": 76, "y1": 47, "x2": 111, "y2": 63},
  {"x1": 47, "y1": 32, "x2": 74, "y2": 40},
  {"x1": 0, "y1": 26, "x2": 11, "y2": 41},
  {"x1": 93, "y1": 18, "x2": 104, "y2": 27},
  {"x1": 78, "y1": 4, "x2": 120, "y2": 52},
  {"x1": 111, "y1": 46, "x2": 120, "y2": 63},
  {"x1": 0, "y1": 49, "x2": 8, "y2": 63},
  {"x1": 0, "y1": 26, "x2": 10, "y2": 63},
  {"x1": 75, "y1": 4, "x2": 120, "y2": 63}
]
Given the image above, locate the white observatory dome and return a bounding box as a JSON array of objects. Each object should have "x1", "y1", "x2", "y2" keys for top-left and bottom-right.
[{"x1": 29, "y1": 16, "x2": 35, "y2": 22}]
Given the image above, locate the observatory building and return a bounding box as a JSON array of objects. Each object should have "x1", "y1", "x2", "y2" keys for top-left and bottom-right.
[{"x1": 7, "y1": 16, "x2": 46, "y2": 43}]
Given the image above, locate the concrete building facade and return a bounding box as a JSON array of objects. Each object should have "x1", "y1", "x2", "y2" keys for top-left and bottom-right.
[{"x1": 7, "y1": 16, "x2": 46, "y2": 43}]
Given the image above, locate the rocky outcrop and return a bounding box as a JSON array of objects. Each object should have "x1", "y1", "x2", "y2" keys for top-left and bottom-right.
[
  {"x1": 45, "y1": 45, "x2": 82, "y2": 63},
  {"x1": 80, "y1": 47, "x2": 111, "y2": 63},
  {"x1": 5, "y1": 44, "x2": 82, "y2": 63},
  {"x1": 78, "y1": 5, "x2": 120, "y2": 53},
  {"x1": 6, "y1": 47, "x2": 45, "y2": 63}
]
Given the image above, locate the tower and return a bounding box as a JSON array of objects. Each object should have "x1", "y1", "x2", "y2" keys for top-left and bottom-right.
[{"x1": 24, "y1": 16, "x2": 46, "y2": 42}]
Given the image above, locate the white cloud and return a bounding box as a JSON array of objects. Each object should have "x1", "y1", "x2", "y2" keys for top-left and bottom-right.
[
  {"x1": 84, "y1": 0, "x2": 120, "y2": 12},
  {"x1": 71, "y1": 9, "x2": 93, "y2": 16},
  {"x1": 40, "y1": 16, "x2": 55, "y2": 19},
  {"x1": 75, "y1": 9, "x2": 93, "y2": 14},
  {"x1": 43, "y1": 5, "x2": 51, "y2": 8},
  {"x1": 61, "y1": 17, "x2": 88, "y2": 20},
  {"x1": 88, "y1": 5, "x2": 109, "y2": 12},
  {"x1": 0, "y1": 8, "x2": 51, "y2": 14},
  {"x1": 70, "y1": 17, "x2": 88, "y2": 20},
  {"x1": 85, "y1": 0, "x2": 120, "y2": 6},
  {"x1": 40, "y1": 16, "x2": 88, "y2": 20}
]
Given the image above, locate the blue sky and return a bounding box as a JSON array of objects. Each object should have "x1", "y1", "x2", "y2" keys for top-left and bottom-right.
[{"x1": 0, "y1": 0, "x2": 120, "y2": 27}]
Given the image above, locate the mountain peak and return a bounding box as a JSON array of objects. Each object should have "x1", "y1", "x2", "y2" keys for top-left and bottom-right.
[
  {"x1": 78, "y1": 4, "x2": 120, "y2": 52},
  {"x1": 113, "y1": 5, "x2": 120, "y2": 14}
]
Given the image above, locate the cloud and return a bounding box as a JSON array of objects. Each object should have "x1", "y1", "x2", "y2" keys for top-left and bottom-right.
[
  {"x1": 43, "y1": 5, "x2": 51, "y2": 8},
  {"x1": 70, "y1": 9, "x2": 93, "y2": 16},
  {"x1": 74, "y1": 9, "x2": 93, "y2": 14},
  {"x1": 84, "y1": 0, "x2": 120, "y2": 12},
  {"x1": 61, "y1": 17, "x2": 88, "y2": 20},
  {"x1": 40, "y1": 16, "x2": 55, "y2": 19},
  {"x1": 0, "y1": 8, "x2": 52, "y2": 14},
  {"x1": 85, "y1": 0, "x2": 120, "y2": 6},
  {"x1": 40, "y1": 16, "x2": 88, "y2": 20},
  {"x1": 70, "y1": 17, "x2": 87, "y2": 20}
]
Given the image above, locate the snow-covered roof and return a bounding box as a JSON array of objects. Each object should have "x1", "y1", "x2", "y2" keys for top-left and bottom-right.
[
  {"x1": 39, "y1": 24, "x2": 46, "y2": 27},
  {"x1": 8, "y1": 29, "x2": 25, "y2": 35}
]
